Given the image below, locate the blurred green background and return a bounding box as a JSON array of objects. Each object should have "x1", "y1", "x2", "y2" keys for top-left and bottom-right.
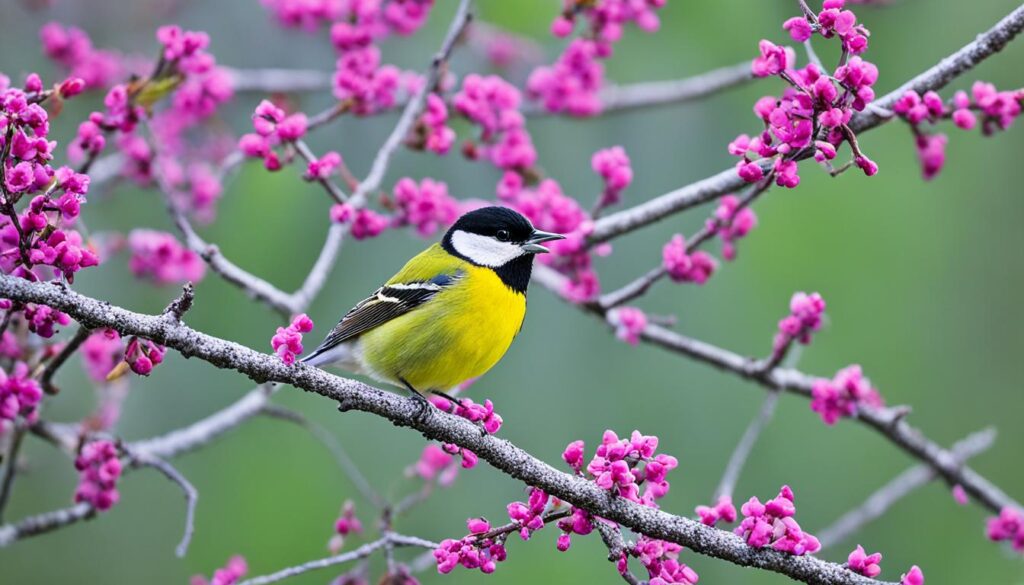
[{"x1": 2, "y1": 0, "x2": 1024, "y2": 583}]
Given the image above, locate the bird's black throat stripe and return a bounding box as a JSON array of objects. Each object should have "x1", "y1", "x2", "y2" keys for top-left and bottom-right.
[{"x1": 493, "y1": 254, "x2": 533, "y2": 295}]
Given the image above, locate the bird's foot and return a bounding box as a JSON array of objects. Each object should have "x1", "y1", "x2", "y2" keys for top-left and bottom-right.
[{"x1": 409, "y1": 394, "x2": 432, "y2": 424}]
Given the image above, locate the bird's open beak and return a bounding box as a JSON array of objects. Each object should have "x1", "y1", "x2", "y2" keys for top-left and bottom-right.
[{"x1": 521, "y1": 230, "x2": 565, "y2": 254}]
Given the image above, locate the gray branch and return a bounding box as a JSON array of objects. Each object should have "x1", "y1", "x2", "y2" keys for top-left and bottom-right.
[
  {"x1": 588, "y1": 4, "x2": 1024, "y2": 244},
  {"x1": 129, "y1": 451, "x2": 198, "y2": 558},
  {"x1": 235, "y1": 533, "x2": 438, "y2": 585},
  {"x1": 816, "y1": 428, "x2": 997, "y2": 549},
  {"x1": 715, "y1": 390, "x2": 781, "y2": 500},
  {"x1": 533, "y1": 265, "x2": 1022, "y2": 520},
  {"x1": 0, "y1": 275, "x2": 895, "y2": 585}
]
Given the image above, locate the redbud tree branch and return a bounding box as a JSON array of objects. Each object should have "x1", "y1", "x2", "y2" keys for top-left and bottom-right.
[
  {"x1": 587, "y1": 4, "x2": 1024, "y2": 244},
  {"x1": 815, "y1": 428, "x2": 996, "y2": 550},
  {"x1": 0, "y1": 275, "x2": 895, "y2": 585}
]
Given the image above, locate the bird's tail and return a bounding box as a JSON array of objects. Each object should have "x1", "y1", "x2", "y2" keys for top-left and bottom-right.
[{"x1": 299, "y1": 342, "x2": 355, "y2": 370}]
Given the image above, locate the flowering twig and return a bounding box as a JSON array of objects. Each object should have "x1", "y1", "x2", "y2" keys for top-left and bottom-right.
[
  {"x1": 535, "y1": 263, "x2": 1023, "y2": 520},
  {"x1": 816, "y1": 428, "x2": 996, "y2": 550},
  {"x1": 236, "y1": 533, "x2": 439, "y2": 585},
  {"x1": 715, "y1": 389, "x2": 781, "y2": 500},
  {"x1": 588, "y1": 4, "x2": 1024, "y2": 244},
  {"x1": 0, "y1": 275, "x2": 901, "y2": 584},
  {"x1": 596, "y1": 521, "x2": 643, "y2": 585}
]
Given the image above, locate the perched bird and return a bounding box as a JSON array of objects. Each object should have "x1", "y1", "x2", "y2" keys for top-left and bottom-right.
[{"x1": 302, "y1": 206, "x2": 563, "y2": 417}]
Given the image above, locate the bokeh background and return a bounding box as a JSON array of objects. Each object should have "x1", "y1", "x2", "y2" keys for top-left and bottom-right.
[{"x1": 2, "y1": 0, "x2": 1024, "y2": 583}]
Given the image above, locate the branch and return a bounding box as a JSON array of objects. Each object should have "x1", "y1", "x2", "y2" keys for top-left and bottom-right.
[
  {"x1": 37, "y1": 325, "x2": 91, "y2": 395},
  {"x1": 816, "y1": 428, "x2": 997, "y2": 549},
  {"x1": 0, "y1": 275, "x2": 895, "y2": 585},
  {"x1": 0, "y1": 502, "x2": 94, "y2": 547},
  {"x1": 535, "y1": 264, "x2": 1023, "y2": 520},
  {"x1": 596, "y1": 521, "x2": 643, "y2": 585},
  {"x1": 236, "y1": 533, "x2": 438, "y2": 585},
  {"x1": 225, "y1": 67, "x2": 332, "y2": 93},
  {"x1": 715, "y1": 389, "x2": 781, "y2": 500},
  {"x1": 129, "y1": 450, "x2": 198, "y2": 558},
  {"x1": 0, "y1": 423, "x2": 27, "y2": 522},
  {"x1": 587, "y1": 4, "x2": 1024, "y2": 244}
]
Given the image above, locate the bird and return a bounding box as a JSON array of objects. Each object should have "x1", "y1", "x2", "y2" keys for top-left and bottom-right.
[{"x1": 301, "y1": 206, "x2": 564, "y2": 419}]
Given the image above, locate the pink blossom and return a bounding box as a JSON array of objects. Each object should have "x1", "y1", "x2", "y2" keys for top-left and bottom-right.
[
  {"x1": 735, "y1": 485, "x2": 820, "y2": 555},
  {"x1": 192, "y1": 555, "x2": 248, "y2": 585},
  {"x1": 848, "y1": 545, "x2": 882, "y2": 578},
  {"x1": 591, "y1": 146, "x2": 633, "y2": 208},
  {"x1": 124, "y1": 336, "x2": 166, "y2": 376},
  {"x1": 562, "y1": 440, "x2": 586, "y2": 472},
  {"x1": 810, "y1": 364, "x2": 885, "y2": 425},
  {"x1": 772, "y1": 291, "x2": 826, "y2": 357},
  {"x1": 330, "y1": 205, "x2": 390, "y2": 240},
  {"x1": 392, "y1": 177, "x2": 460, "y2": 237},
  {"x1": 987, "y1": 507, "x2": 1024, "y2": 552},
  {"x1": 915, "y1": 133, "x2": 947, "y2": 180},
  {"x1": 80, "y1": 329, "x2": 123, "y2": 382},
  {"x1": 39, "y1": 22, "x2": 122, "y2": 89},
  {"x1": 662, "y1": 234, "x2": 717, "y2": 284},
  {"x1": 455, "y1": 74, "x2": 537, "y2": 171},
  {"x1": 74, "y1": 440, "x2": 122, "y2": 510},
  {"x1": 751, "y1": 40, "x2": 794, "y2": 77},
  {"x1": 577, "y1": 430, "x2": 678, "y2": 506},
  {"x1": 632, "y1": 534, "x2": 699, "y2": 584},
  {"x1": 783, "y1": 17, "x2": 813, "y2": 42},
  {"x1": 416, "y1": 93, "x2": 456, "y2": 155},
  {"x1": 127, "y1": 230, "x2": 206, "y2": 286},
  {"x1": 952, "y1": 484, "x2": 969, "y2": 505},
  {"x1": 711, "y1": 195, "x2": 758, "y2": 260},
  {"x1": 610, "y1": 307, "x2": 647, "y2": 346},
  {"x1": 271, "y1": 313, "x2": 314, "y2": 365},
  {"x1": 334, "y1": 499, "x2": 363, "y2": 536},
  {"x1": 410, "y1": 444, "x2": 460, "y2": 487},
  {"x1": 695, "y1": 495, "x2": 737, "y2": 527},
  {"x1": 527, "y1": 38, "x2": 604, "y2": 116},
  {"x1": 901, "y1": 565, "x2": 925, "y2": 585},
  {"x1": 0, "y1": 362, "x2": 43, "y2": 428},
  {"x1": 22, "y1": 304, "x2": 71, "y2": 339}
]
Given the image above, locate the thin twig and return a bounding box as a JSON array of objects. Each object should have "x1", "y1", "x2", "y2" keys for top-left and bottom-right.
[
  {"x1": 235, "y1": 533, "x2": 438, "y2": 585},
  {"x1": 816, "y1": 428, "x2": 997, "y2": 549},
  {"x1": 38, "y1": 325, "x2": 91, "y2": 395},
  {"x1": 260, "y1": 405, "x2": 387, "y2": 509},
  {"x1": 715, "y1": 390, "x2": 781, "y2": 500},
  {"x1": 0, "y1": 423, "x2": 27, "y2": 522},
  {"x1": 596, "y1": 521, "x2": 642, "y2": 585},
  {"x1": 130, "y1": 451, "x2": 198, "y2": 557}
]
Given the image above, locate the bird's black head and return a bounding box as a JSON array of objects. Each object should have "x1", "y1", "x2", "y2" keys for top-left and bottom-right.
[{"x1": 442, "y1": 206, "x2": 564, "y2": 293}]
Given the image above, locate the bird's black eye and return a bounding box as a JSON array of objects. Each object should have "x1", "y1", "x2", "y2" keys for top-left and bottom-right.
[{"x1": 496, "y1": 229, "x2": 510, "y2": 242}]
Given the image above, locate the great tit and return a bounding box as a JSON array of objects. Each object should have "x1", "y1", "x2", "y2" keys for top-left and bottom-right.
[{"x1": 302, "y1": 206, "x2": 564, "y2": 415}]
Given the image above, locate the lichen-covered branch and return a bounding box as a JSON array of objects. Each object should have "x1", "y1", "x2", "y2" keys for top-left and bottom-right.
[{"x1": 0, "y1": 275, "x2": 894, "y2": 584}]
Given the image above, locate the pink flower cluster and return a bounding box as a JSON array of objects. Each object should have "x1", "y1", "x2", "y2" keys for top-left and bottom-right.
[
  {"x1": 271, "y1": 313, "x2": 314, "y2": 365},
  {"x1": 127, "y1": 230, "x2": 206, "y2": 286},
  {"x1": 238, "y1": 99, "x2": 308, "y2": 171},
  {"x1": 124, "y1": 336, "x2": 167, "y2": 376},
  {"x1": 330, "y1": 203, "x2": 390, "y2": 240},
  {"x1": 2, "y1": 75, "x2": 98, "y2": 283},
  {"x1": 628, "y1": 535, "x2": 699, "y2": 585},
  {"x1": 783, "y1": 1, "x2": 871, "y2": 54},
  {"x1": 735, "y1": 2, "x2": 880, "y2": 187},
  {"x1": 531, "y1": 0, "x2": 668, "y2": 116},
  {"x1": 507, "y1": 487, "x2": 555, "y2": 541},
  {"x1": 455, "y1": 74, "x2": 537, "y2": 173},
  {"x1": 709, "y1": 195, "x2": 758, "y2": 260},
  {"x1": 435, "y1": 517, "x2": 508, "y2": 574},
  {"x1": 810, "y1": 364, "x2": 884, "y2": 425},
  {"x1": 735, "y1": 485, "x2": 820, "y2": 555},
  {"x1": 662, "y1": 234, "x2": 717, "y2": 284},
  {"x1": 893, "y1": 83, "x2": 1023, "y2": 180},
  {"x1": 81, "y1": 329, "x2": 124, "y2": 382},
  {"x1": 772, "y1": 291, "x2": 826, "y2": 357},
  {"x1": 0, "y1": 362, "x2": 43, "y2": 430},
  {"x1": 901, "y1": 565, "x2": 925, "y2": 585},
  {"x1": 610, "y1": 306, "x2": 647, "y2": 346},
  {"x1": 591, "y1": 146, "x2": 633, "y2": 209},
  {"x1": 392, "y1": 177, "x2": 459, "y2": 237},
  {"x1": 578, "y1": 430, "x2": 678, "y2": 506},
  {"x1": 191, "y1": 555, "x2": 248, "y2": 585},
  {"x1": 409, "y1": 443, "x2": 461, "y2": 487},
  {"x1": 263, "y1": 0, "x2": 434, "y2": 36},
  {"x1": 555, "y1": 507, "x2": 593, "y2": 552},
  {"x1": 431, "y1": 396, "x2": 504, "y2": 435},
  {"x1": 848, "y1": 545, "x2": 882, "y2": 578},
  {"x1": 334, "y1": 499, "x2": 363, "y2": 536},
  {"x1": 40, "y1": 22, "x2": 122, "y2": 90},
  {"x1": 987, "y1": 507, "x2": 1024, "y2": 553},
  {"x1": 22, "y1": 303, "x2": 71, "y2": 338},
  {"x1": 304, "y1": 150, "x2": 343, "y2": 181},
  {"x1": 411, "y1": 94, "x2": 456, "y2": 155},
  {"x1": 695, "y1": 495, "x2": 738, "y2": 527},
  {"x1": 73, "y1": 440, "x2": 122, "y2": 510}
]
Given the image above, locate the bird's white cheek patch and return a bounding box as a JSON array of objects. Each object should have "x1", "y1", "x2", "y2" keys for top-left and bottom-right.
[{"x1": 451, "y1": 230, "x2": 525, "y2": 267}]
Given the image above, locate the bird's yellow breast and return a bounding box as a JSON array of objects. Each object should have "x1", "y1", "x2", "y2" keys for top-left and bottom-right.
[{"x1": 358, "y1": 262, "x2": 527, "y2": 392}]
